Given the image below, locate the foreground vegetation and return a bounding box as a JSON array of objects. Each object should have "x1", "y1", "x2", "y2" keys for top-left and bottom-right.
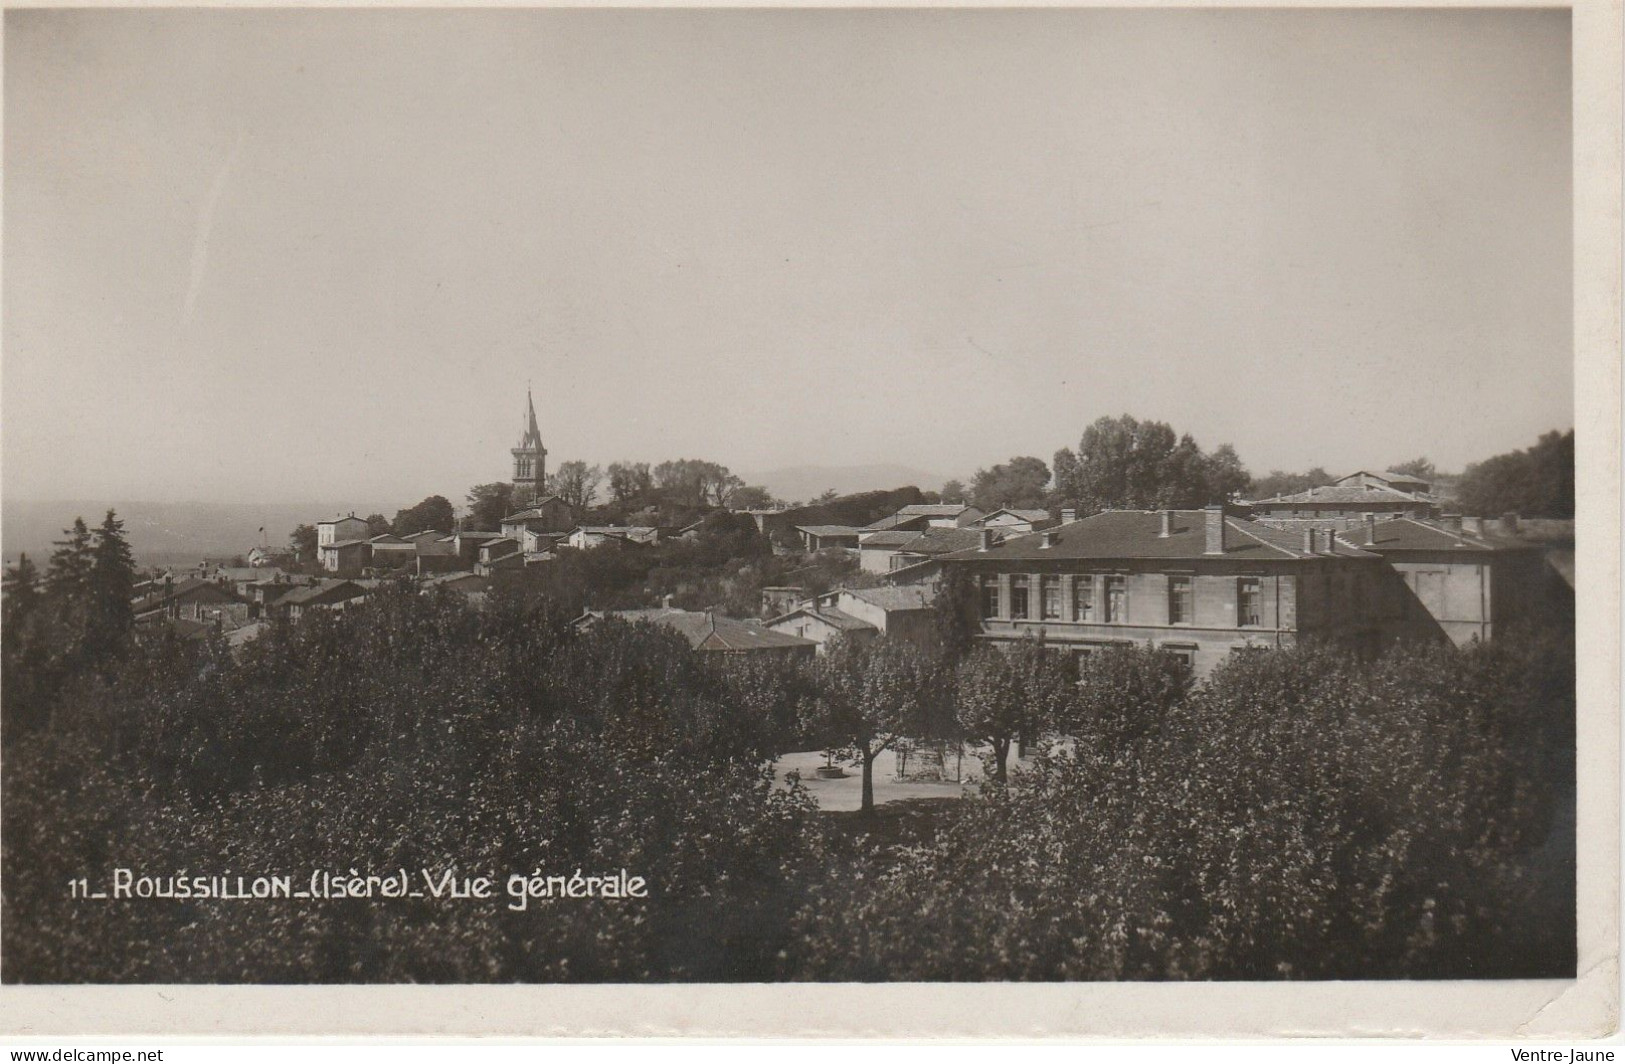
[{"x1": 2, "y1": 530, "x2": 1575, "y2": 981}]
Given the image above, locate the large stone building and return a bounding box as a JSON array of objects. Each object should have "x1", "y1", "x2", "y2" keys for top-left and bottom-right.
[
  {"x1": 922, "y1": 505, "x2": 1551, "y2": 676},
  {"x1": 931, "y1": 506, "x2": 1396, "y2": 675}
]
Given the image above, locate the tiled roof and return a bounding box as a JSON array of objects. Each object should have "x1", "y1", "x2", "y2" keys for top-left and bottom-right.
[
  {"x1": 856, "y1": 530, "x2": 920, "y2": 548},
  {"x1": 936, "y1": 509, "x2": 1379, "y2": 564},
  {"x1": 898, "y1": 504, "x2": 976, "y2": 517},
  {"x1": 503, "y1": 498, "x2": 566, "y2": 521},
  {"x1": 1252, "y1": 484, "x2": 1432, "y2": 506},
  {"x1": 892, "y1": 527, "x2": 990, "y2": 556},
  {"x1": 279, "y1": 581, "x2": 367, "y2": 606},
  {"x1": 796, "y1": 525, "x2": 865, "y2": 537},
  {"x1": 766, "y1": 605, "x2": 877, "y2": 632},
  {"x1": 585, "y1": 608, "x2": 819, "y2": 651},
  {"x1": 402, "y1": 530, "x2": 447, "y2": 541},
  {"x1": 840, "y1": 585, "x2": 938, "y2": 611},
  {"x1": 321, "y1": 538, "x2": 371, "y2": 550},
  {"x1": 1335, "y1": 517, "x2": 1529, "y2": 552},
  {"x1": 983, "y1": 508, "x2": 1052, "y2": 522},
  {"x1": 861, "y1": 513, "x2": 927, "y2": 531},
  {"x1": 368, "y1": 534, "x2": 406, "y2": 544},
  {"x1": 1337, "y1": 469, "x2": 1430, "y2": 486}
]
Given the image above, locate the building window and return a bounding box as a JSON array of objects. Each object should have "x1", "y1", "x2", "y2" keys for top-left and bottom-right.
[
  {"x1": 1040, "y1": 576, "x2": 1062, "y2": 620},
  {"x1": 1103, "y1": 575, "x2": 1126, "y2": 623},
  {"x1": 1074, "y1": 576, "x2": 1094, "y2": 621},
  {"x1": 1168, "y1": 575, "x2": 1192, "y2": 625},
  {"x1": 1238, "y1": 577, "x2": 1263, "y2": 627},
  {"x1": 981, "y1": 576, "x2": 1000, "y2": 619},
  {"x1": 1163, "y1": 644, "x2": 1197, "y2": 670},
  {"x1": 1010, "y1": 576, "x2": 1030, "y2": 620}
]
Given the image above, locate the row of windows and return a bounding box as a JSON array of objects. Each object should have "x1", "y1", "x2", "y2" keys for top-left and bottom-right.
[{"x1": 980, "y1": 574, "x2": 1265, "y2": 627}]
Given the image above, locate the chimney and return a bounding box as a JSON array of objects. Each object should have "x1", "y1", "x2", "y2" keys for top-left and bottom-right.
[
  {"x1": 662, "y1": 593, "x2": 675, "y2": 609},
  {"x1": 1444, "y1": 513, "x2": 1463, "y2": 534},
  {"x1": 979, "y1": 529, "x2": 995, "y2": 551},
  {"x1": 1499, "y1": 512, "x2": 1520, "y2": 537},
  {"x1": 1061, "y1": 508, "x2": 1077, "y2": 524},
  {"x1": 1204, "y1": 504, "x2": 1226, "y2": 555},
  {"x1": 1040, "y1": 530, "x2": 1060, "y2": 549},
  {"x1": 1159, "y1": 510, "x2": 1174, "y2": 538},
  {"x1": 1302, "y1": 529, "x2": 1316, "y2": 555},
  {"x1": 1364, "y1": 512, "x2": 1378, "y2": 546},
  {"x1": 1462, "y1": 515, "x2": 1484, "y2": 537}
]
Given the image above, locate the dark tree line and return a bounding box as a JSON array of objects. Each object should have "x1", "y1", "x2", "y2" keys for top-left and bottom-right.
[{"x1": 3, "y1": 510, "x2": 138, "y2": 737}]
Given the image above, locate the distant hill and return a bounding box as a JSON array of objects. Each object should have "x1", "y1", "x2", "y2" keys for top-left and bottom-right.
[
  {"x1": 740, "y1": 464, "x2": 948, "y2": 505},
  {"x1": 2, "y1": 499, "x2": 394, "y2": 569}
]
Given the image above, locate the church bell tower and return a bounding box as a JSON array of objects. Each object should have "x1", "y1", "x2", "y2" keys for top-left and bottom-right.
[{"x1": 511, "y1": 388, "x2": 547, "y2": 504}]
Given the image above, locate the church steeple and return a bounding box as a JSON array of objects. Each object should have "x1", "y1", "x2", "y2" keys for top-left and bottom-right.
[{"x1": 511, "y1": 387, "x2": 547, "y2": 502}]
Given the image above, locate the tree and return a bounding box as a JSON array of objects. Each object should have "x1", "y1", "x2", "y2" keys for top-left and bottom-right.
[
  {"x1": 1051, "y1": 415, "x2": 1223, "y2": 513},
  {"x1": 607, "y1": 461, "x2": 654, "y2": 504},
  {"x1": 547, "y1": 461, "x2": 603, "y2": 512},
  {"x1": 652, "y1": 459, "x2": 744, "y2": 509},
  {"x1": 955, "y1": 638, "x2": 1073, "y2": 783},
  {"x1": 1390, "y1": 457, "x2": 1437, "y2": 480},
  {"x1": 464, "y1": 483, "x2": 516, "y2": 532},
  {"x1": 727, "y1": 485, "x2": 778, "y2": 511},
  {"x1": 1065, "y1": 644, "x2": 1192, "y2": 748},
  {"x1": 808, "y1": 637, "x2": 939, "y2": 815},
  {"x1": 393, "y1": 495, "x2": 456, "y2": 536},
  {"x1": 363, "y1": 513, "x2": 392, "y2": 538},
  {"x1": 939, "y1": 479, "x2": 968, "y2": 505},
  {"x1": 46, "y1": 518, "x2": 94, "y2": 600},
  {"x1": 288, "y1": 523, "x2": 318, "y2": 562},
  {"x1": 1456, "y1": 430, "x2": 1574, "y2": 519},
  {"x1": 1204, "y1": 443, "x2": 1253, "y2": 502},
  {"x1": 87, "y1": 509, "x2": 137, "y2": 662},
  {"x1": 930, "y1": 567, "x2": 981, "y2": 665},
  {"x1": 969, "y1": 456, "x2": 1051, "y2": 512}
]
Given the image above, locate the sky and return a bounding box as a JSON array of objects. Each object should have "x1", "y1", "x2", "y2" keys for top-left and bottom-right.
[{"x1": 4, "y1": 8, "x2": 1573, "y2": 505}]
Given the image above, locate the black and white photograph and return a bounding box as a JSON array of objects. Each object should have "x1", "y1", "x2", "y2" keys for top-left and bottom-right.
[{"x1": 0, "y1": 0, "x2": 1616, "y2": 1040}]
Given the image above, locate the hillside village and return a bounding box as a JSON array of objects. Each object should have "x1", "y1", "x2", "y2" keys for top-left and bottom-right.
[{"x1": 126, "y1": 391, "x2": 1570, "y2": 680}]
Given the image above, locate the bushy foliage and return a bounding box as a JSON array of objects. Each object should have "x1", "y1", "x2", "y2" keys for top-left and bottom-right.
[
  {"x1": 1456, "y1": 430, "x2": 1574, "y2": 519},
  {"x1": 3, "y1": 587, "x2": 824, "y2": 982},
  {"x1": 790, "y1": 636, "x2": 1574, "y2": 980},
  {"x1": 1051, "y1": 414, "x2": 1250, "y2": 512}
]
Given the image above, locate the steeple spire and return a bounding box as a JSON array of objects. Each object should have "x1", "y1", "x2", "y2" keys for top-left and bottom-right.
[
  {"x1": 511, "y1": 385, "x2": 547, "y2": 499},
  {"x1": 518, "y1": 387, "x2": 543, "y2": 451}
]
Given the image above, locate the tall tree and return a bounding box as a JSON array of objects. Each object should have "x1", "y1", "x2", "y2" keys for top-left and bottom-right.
[
  {"x1": 1456, "y1": 430, "x2": 1574, "y2": 518},
  {"x1": 607, "y1": 461, "x2": 654, "y2": 504},
  {"x1": 955, "y1": 638, "x2": 1074, "y2": 783},
  {"x1": 969, "y1": 456, "x2": 1051, "y2": 511},
  {"x1": 939, "y1": 479, "x2": 968, "y2": 505},
  {"x1": 46, "y1": 518, "x2": 94, "y2": 600},
  {"x1": 1204, "y1": 443, "x2": 1253, "y2": 502},
  {"x1": 364, "y1": 513, "x2": 392, "y2": 538},
  {"x1": 1052, "y1": 415, "x2": 1219, "y2": 512},
  {"x1": 87, "y1": 509, "x2": 137, "y2": 661},
  {"x1": 547, "y1": 461, "x2": 603, "y2": 511},
  {"x1": 393, "y1": 495, "x2": 456, "y2": 536},
  {"x1": 808, "y1": 637, "x2": 939, "y2": 815},
  {"x1": 288, "y1": 523, "x2": 318, "y2": 562},
  {"x1": 465, "y1": 482, "x2": 516, "y2": 532}
]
